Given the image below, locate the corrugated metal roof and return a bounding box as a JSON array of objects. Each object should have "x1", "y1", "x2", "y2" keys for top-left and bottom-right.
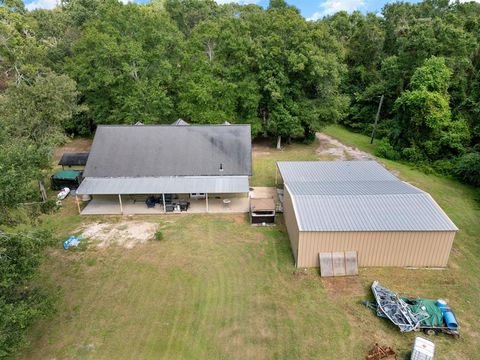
[
  {"x1": 287, "y1": 180, "x2": 422, "y2": 196},
  {"x1": 84, "y1": 125, "x2": 251, "y2": 177},
  {"x1": 277, "y1": 161, "x2": 397, "y2": 183},
  {"x1": 291, "y1": 192, "x2": 457, "y2": 231},
  {"x1": 250, "y1": 198, "x2": 275, "y2": 211},
  {"x1": 279, "y1": 161, "x2": 457, "y2": 232},
  {"x1": 58, "y1": 152, "x2": 89, "y2": 166},
  {"x1": 76, "y1": 176, "x2": 249, "y2": 195}
]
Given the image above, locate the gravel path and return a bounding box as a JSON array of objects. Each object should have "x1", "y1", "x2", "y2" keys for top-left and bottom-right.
[{"x1": 315, "y1": 133, "x2": 375, "y2": 161}]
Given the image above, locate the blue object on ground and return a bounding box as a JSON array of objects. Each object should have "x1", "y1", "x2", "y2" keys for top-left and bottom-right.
[
  {"x1": 436, "y1": 299, "x2": 459, "y2": 330},
  {"x1": 64, "y1": 236, "x2": 81, "y2": 250}
]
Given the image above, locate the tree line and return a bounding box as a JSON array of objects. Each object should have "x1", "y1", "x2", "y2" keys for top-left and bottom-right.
[
  {"x1": 328, "y1": 0, "x2": 480, "y2": 186},
  {"x1": 1, "y1": 0, "x2": 479, "y2": 188}
]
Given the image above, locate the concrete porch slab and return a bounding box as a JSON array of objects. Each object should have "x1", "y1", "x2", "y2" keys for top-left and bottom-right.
[{"x1": 80, "y1": 195, "x2": 249, "y2": 215}]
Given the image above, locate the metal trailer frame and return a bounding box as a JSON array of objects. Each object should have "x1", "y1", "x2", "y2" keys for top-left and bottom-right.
[{"x1": 364, "y1": 281, "x2": 459, "y2": 338}]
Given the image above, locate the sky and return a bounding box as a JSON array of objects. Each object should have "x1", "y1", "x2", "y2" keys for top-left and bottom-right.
[{"x1": 23, "y1": 0, "x2": 472, "y2": 19}]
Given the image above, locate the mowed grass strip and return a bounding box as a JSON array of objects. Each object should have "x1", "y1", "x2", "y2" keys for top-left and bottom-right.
[
  {"x1": 22, "y1": 215, "x2": 350, "y2": 359},
  {"x1": 250, "y1": 139, "x2": 321, "y2": 187}
]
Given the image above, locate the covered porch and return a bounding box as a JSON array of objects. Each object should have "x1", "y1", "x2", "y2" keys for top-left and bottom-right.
[
  {"x1": 80, "y1": 194, "x2": 250, "y2": 215},
  {"x1": 76, "y1": 175, "x2": 252, "y2": 215}
]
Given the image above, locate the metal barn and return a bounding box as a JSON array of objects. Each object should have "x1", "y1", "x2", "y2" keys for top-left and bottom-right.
[{"x1": 277, "y1": 161, "x2": 458, "y2": 268}]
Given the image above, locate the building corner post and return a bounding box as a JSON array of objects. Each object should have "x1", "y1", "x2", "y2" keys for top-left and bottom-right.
[{"x1": 118, "y1": 194, "x2": 123, "y2": 214}]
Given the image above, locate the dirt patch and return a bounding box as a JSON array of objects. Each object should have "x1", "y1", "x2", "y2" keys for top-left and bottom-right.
[
  {"x1": 316, "y1": 133, "x2": 375, "y2": 161},
  {"x1": 322, "y1": 277, "x2": 366, "y2": 299},
  {"x1": 78, "y1": 221, "x2": 157, "y2": 249},
  {"x1": 252, "y1": 138, "x2": 273, "y2": 157},
  {"x1": 54, "y1": 138, "x2": 93, "y2": 161},
  {"x1": 231, "y1": 214, "x2": 247, "y2": 224}
]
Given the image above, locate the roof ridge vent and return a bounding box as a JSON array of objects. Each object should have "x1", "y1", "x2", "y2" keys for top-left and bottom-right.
[{"x1": 172, "y1": 118, "x2": 189, "y2": 126}]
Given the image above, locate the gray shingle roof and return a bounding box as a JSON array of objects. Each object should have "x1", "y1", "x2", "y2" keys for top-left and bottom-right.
[
  {"x1": 279, "y1": 161, "x2": 457, "y2": 232},
  {"x1": 83, "y1": 125, "x2": 252, "y2": 177}
]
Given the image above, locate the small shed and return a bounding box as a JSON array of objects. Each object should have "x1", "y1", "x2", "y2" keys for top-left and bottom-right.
[
  {"x1": 250, "y1": 198, "x2": 276, "y2": 224},
  {"x1": 51, "y1": 170, "x2": 83, "y2": 190},
  {"x1": 58, "y1": 152, "x2": 89, "y2": 169}
]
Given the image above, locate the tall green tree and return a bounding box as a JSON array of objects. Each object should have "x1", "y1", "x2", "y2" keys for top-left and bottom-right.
[
  {"x1": 329, "y1": 12, "x2": 385, "y2": 131},
  {"x1": 68, "y1": 1, "x2": 183, "y2": 125},
  {"x1": 175, "y1": 12, "x2": 261, "y2": 132},
  {"x1": 254, "y1": 5, "x2": 347, "y2": 146},
  {"x1": 0, "y1": 71, "x2": 81, "y2": 214},
  {"x1": 392, "y1": 56, "x2": 470, "y2": 160},
  {"x1": 0, "y1": 0, "x2": 48, "y2": 83},
  {"x1": 0, "y1": 72, "x2": 81, "y2": 144}
]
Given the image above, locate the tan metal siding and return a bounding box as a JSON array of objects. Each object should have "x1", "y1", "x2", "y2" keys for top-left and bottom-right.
[
  {"x1": 297, "y1": 231, "x2": 455, "y2": 268},
  {"x1": 283, "y1": 187, "x2": 299, "y2": 264}
]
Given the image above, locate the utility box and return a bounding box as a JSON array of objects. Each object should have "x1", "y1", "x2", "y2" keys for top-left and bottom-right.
[
  {"x1": 250, "y1": 198, "x2": 276, "y2": 224},
  {"x1": 411, "y1": 337, "x2": 435, "y2": 360}
]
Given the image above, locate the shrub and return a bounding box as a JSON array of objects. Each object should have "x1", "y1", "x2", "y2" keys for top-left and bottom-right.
[
  {"x1": 40, "y1": 200, "x2": 58, "y2": 214},
  {"x1": 415, "y1": 163, "x2": 435, "y2": 175},
  {"x1": 302, "y1": 131, "x2": 316, "y2": 144},
  {"x1": 453, "y1": 152, "x2": 480, "y2": 187},
  {"x1": 401, "y1": 146, "x2": 424, "y2": 162},
  {"x1": 154, "y1": 230, "x2": 164, "y2": 241},
  {"x1": 432, "y1": 159, "x2": 455, "y2": 176},
  {"x1": 0, "y1": 230, "x2": 55, "y2": 358},
  {"x1": 375, "y1": 138, "x2": 400, "y2": 160}
]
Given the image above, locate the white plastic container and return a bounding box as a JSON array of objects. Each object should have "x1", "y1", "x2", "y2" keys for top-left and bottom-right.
[{"x1": 411, "y1": 337, "x2": 435, "y2": 360}]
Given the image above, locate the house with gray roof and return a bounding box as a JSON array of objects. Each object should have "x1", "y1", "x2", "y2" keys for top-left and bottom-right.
[
  {"x1": 277, "y1": 161, "x2": 457, "y2": 268},
  {"x1": 77, "y1": 124, "x2": 252, "y2": 215}
]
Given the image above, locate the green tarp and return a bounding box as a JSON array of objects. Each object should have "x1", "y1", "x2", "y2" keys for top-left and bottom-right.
[
  {"x1": 52, "y1": 170, "x2": 81, "y2": 181},
  {"x1": 404, "y1": 298, "x2": 444, "y2": 327}
]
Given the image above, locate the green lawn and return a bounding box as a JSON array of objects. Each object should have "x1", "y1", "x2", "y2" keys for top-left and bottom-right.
[
  {"x1": 19, "y1": 126, "x2": 480, "y2": 359},
  {"x1": 250, "y1": 140, "x2": 321, "y2": 187}
]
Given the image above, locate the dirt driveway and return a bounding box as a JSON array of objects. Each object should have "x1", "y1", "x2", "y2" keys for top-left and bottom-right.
[{"x1": 315, "y1": 133, "x2": 375, "y2": 161}]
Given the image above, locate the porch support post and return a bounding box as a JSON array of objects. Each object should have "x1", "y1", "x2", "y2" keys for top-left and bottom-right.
[
  {"x1": 205, "y1": 193, "x2": 209, "y2": 212},
  {"x1": 162, "y1": 193, "x2": 166, "y2": 213},
  {"x1": 75, "y1": 195, "x2": 81, "y2": 215},
  {"x1": 118, "y1": 194, "x2": 123, "y2": 214},
  {"x1": 275, "y1": 165, "x2": 278, "y2": 185}
]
